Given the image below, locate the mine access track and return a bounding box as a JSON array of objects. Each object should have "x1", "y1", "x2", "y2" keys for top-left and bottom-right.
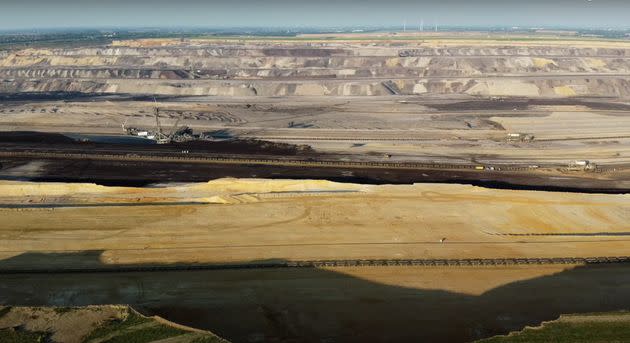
[
  {"x1": 0, "y1": 150, "x2": 536, "y2": 172},
  {"x1": 2, "y1": 257, "x2": 630, "y2": 274}
]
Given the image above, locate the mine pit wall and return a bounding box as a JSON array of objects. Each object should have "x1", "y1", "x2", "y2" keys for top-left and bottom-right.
[
  {"x1": 2, "y1": 56, "x2": 630, "y2": 79},
  {"x1": 2, "y1": 77, "x2": 630, "y2": 97},
  {"x1": 13, "y1": 45, "x2": 630, "y2": 57},
  {"x1": 2, "y1": 56, "x2": 630, "y2": 73},
  {"x1": 2, "y1": 44, "x2": 630, "y2": 98},
  {"x1": 398, "y1": 47, "x2": 630, "y2": 57},
  {"x1": 6, "y1": 46, "x2": 358, "y2": 58}
]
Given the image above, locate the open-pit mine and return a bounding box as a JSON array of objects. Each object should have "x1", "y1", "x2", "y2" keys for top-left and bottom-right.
[{"x1": 1, "y1": 32, "x2": 630, "y2": 343}]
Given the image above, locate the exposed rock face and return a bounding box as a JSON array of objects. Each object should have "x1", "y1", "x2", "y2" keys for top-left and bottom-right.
[
  {"x1": 2, "y1": 38, "x2": 630, "y2": 97},
  {"x1": 0, "y1": 305, "x2": 229, "y2": 343}
]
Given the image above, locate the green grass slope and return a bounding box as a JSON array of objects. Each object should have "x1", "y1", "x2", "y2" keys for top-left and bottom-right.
[{"x1": 478, "y1": 312, "x2": 630, "y2": 343}]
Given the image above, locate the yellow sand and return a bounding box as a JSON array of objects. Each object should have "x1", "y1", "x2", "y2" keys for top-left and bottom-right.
[
  {"x1": 533, "y1": 58, "x2": 557, "y2": 68},
  {"x1": 0, "y1": 179, "x2": 628, "y2": 268},
  {"x1": 553, "y1": 85, "x2": 577, "y2": 96}
]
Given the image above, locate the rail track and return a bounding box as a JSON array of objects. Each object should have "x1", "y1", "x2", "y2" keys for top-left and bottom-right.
[{"x1": 2, "y1": 256, "x2": 630, "y2": 274}]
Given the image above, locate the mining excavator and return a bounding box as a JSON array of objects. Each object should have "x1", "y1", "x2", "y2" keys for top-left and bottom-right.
[{"x1": 122, "y1": 99, "x2": 195, "y2": 144}]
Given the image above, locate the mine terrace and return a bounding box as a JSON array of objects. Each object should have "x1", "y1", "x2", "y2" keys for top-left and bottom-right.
[{"x1": 1, "y1": 31, "x2": 630, "y2": 343}]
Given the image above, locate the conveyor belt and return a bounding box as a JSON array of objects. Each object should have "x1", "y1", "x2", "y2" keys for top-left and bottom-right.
[
  {"x1": 1, "y1": 256, "x2": 629, "y2": 274},
  {"x1": 0, "y1": 150, "x2": 534, "y2": 172}
]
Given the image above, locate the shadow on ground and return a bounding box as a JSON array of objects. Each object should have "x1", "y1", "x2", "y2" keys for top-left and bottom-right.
[{"x1": 1, "y1": 251, "x2": 630, "y2": 343}]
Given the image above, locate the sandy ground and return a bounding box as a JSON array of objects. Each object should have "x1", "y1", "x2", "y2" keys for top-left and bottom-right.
[{"x1": 0, "y1": 179, "x2": 628, "y2": 269}]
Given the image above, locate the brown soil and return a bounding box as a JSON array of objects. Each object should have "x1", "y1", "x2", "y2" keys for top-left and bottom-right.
[
  {"x1": 0, "y1": 131, "x2": 75, "y2": 144},
  {"x1": 425, "y1": 98, "x2": 630, "y2": 112},
  {"x1": 0, "y1": 132, "x2": 316, "y2": 156},
  {"x1": 0, "y1": 155, "x2": 625, "y2": 192}
]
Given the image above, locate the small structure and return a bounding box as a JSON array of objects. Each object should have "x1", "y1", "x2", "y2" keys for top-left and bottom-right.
[
  {"x1": 568, "y1": 160, "x2": 597, "y2": 171},
  {"x1": 506, "y1": 133, "x2": 535, "y2": 142}
]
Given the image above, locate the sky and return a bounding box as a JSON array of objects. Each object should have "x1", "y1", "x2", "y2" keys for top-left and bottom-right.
[{"x1": 0, "y1": 0, "x2": 628, "y2": 30}]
